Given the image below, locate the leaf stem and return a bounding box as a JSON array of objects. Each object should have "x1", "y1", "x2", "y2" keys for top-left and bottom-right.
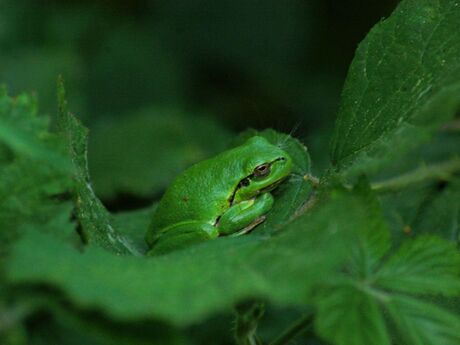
[
  {"x1": 371, "y1": 157, "x2": 460, "y2": 193},
  {"x1": 269, "y1": 313, "x2": 313, "y2": 345},
  {"x1": 234, "y1": 302, "x2": 265, "y2": 345},
  {"x1": 440, "y1": 119, "x2": 460, "y2": 132}
]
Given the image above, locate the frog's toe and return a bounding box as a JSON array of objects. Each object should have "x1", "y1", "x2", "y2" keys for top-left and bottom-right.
[{"x1": 228, "y1": 215, "x2": 266, "y2": 237}]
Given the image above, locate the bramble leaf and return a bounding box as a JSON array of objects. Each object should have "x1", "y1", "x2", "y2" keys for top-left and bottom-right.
[
  {"x1": 57, "y1": 80, "x2": 139, "y2": 256},
  {"x1": 0, "y1": 88, "x2": 75, "y2": 254},
  {"x1": 6, "y1": 193, "x2": 361, "y2": 325},
  {"x1": 376, "y1": 236, "x2": 460, "y2": 296},
  {"x1": 315, "y1": 188, "x2": 460, "y2": 345},
  {"x1": 331, "y1": 0, "x2": 460, "y2": 176}
]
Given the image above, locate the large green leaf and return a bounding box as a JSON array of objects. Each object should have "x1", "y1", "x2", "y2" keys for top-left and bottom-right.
[
  {"x1": 5, "y1": 193, "x2": 364, "y2": 326},
  {"x1": 331, "y1": 0, "x2": 460, "y2": 176}
]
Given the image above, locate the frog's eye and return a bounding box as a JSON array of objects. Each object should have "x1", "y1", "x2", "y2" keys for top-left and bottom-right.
[{"x1": 253, "y1": 163, "x2": 271, "y2": 177}]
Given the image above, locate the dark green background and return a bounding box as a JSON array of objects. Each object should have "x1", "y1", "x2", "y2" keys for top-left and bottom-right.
[{"x1": 0, "y1": 0, "x2": 398, "y2": 208}]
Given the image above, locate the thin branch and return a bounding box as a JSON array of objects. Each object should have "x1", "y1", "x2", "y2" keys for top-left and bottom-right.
[
  {"x1": 269, "y1": 313, "x2": 314, "y2": 345},
  {"x1": 234, "y1": 302, "x2": 265, "y2": 345},
  {"x1": 440, "y1": 119, "x2": 460, "y2": 132},
  {"x1": 371, "y1": 157, "x2": 460, "y2": 193}
]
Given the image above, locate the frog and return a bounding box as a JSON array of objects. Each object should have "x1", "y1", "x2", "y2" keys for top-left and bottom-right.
[{"x1": 146, "y1": 136, "x2": 293, "y2": 255}]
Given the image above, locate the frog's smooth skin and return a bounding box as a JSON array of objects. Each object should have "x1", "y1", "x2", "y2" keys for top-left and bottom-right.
[{"x1": 146, "y1": 136, "x2": 293, "y2": 255}]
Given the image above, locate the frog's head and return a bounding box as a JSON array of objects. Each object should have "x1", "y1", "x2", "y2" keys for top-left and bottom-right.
[{"x1": 233, "y1": 136, "x2": 293, "y2": 204}]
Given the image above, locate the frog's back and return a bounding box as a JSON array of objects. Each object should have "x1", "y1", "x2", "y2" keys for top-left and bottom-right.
[{"x1": 150, "y1": 153, "x2": 244, "y2": 233}]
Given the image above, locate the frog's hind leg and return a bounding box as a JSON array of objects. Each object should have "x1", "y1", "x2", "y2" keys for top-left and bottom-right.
[{"x1": 147, "y1": 222, "x2": 218, "y2": 256}]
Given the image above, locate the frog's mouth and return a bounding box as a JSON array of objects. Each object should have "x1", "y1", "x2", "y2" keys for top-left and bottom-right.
[{"x1": 258, "y1": 175, "x2": 289, "y2": 194}]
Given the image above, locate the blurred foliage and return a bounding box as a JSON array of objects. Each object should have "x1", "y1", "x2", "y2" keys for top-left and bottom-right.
[
  {"x1": 89, "y1": 107, "x2": 231, "y2": 200},
  {"x1": 2, "y1": 0, "x2": 460, "y2": 345},
  {"x1": 0, "y1": 0, "x2": 398, "y2": 204}
]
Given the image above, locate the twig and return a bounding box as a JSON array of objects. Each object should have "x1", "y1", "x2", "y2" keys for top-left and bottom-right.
[
  {"x1": 440, "y1": 119, "x2": 460, "y2": 132},
  {"x1": 234, "y1": 302, "x2": 265, "y2": 345},
  {"x1": 269, "y1": 313, "x2": 314, "y2": 345},
  {"x1": 371, "y1": 157, "x2": 460, "y2": 193}
]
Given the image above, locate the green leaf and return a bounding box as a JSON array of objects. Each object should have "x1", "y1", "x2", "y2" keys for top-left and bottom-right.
[
  {"x1": 331, "y1": 0, "x2": 460, "y2": 175},
  {"x1": 374, "y1": 130, "x2": 460, "y2": 242},
  {"x1": 370, "y1": 131, "x2": 460, "y2": 186},
  {"x1": 5, "y1": 194, "x2": 361, "y2": 326},
  {"x1": 111, "y1": 206, "x2": 155, "y2": 255},
  {"x1": 314, "y1": 184, "x2": 392, "y2": 345},
  {"x1": 378, "y1": 176, "x2": 460, "y2": 246},
  {"x1": 315, "y1": 283, "x2": 391, "y2": 345},
  {"x1": 0, "y1": 88, "x2": 75, "y2": 254},
  {"x1": 379, "y1": 185, "x2": 436, "y2": 247},
  {"x1": 88, "y1": 107, "x2": 231, "y2": 199},
  {"x1": 349, "y1": 179, "x2": 391, "y2": 268},
  {"x1": 0, "y1": 88, "x2": 70, "y2": 170},
  {"x1": 412, "y1": 179, "x2": 460, "y2": 244},
  {"x1": 57, "y1": 80, "x2": 138, "y2": 256},
  {"x1": 376, "y1": 236, "x2": 460, "y2": 296},
  {"x1": 315, "y1": 186, "x2": 460, "y2": 345},
  {"x1": 386, "y1": 295, "x2": 460, "y2": 345}
]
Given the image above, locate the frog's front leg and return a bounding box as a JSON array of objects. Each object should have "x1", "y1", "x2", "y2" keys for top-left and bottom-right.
[
  {"x1": 218, "y1": 192, "x2": 274, "y2": 236},
  {"x1": 148, "y1": 221, "x2": 219, "y2": 256}
]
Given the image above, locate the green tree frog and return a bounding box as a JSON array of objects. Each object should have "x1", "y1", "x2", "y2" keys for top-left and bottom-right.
[{"x1": 146, "y1": 136, "x2": 293, "y2": 255}]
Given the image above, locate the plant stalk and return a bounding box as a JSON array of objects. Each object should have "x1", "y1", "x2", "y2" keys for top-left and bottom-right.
[
  {"x1": 269, "y1": 313, "x2": 314, "y2": 345},
  {"x1": 371, "y1": 157, "x2": 460, "y2": 193}
]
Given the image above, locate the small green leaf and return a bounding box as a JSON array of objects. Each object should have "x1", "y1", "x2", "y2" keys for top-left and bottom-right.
[
  {"x1": 332, "y1": 0, "x2": 460, "y2": 175},
  {"x1": 57, "y1": 79, "x2": 138, "y2": 256}
]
